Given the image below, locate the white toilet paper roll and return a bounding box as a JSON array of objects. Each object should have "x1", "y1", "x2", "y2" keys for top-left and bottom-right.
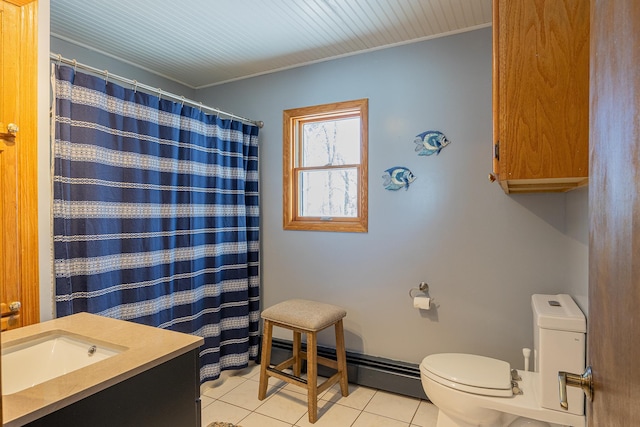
[{"x1": 413, "y1": 296, "x2": 431, "y2": 310}]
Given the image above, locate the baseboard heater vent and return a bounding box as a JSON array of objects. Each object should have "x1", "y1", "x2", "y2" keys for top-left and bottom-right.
[{"x1": 263, "y1": 337, "x2": 427, "y2": 400}]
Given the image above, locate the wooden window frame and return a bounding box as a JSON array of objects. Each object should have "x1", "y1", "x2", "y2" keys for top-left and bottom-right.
[{"x1": 283, "y1": 99, "x2": 368, "y2": 232}]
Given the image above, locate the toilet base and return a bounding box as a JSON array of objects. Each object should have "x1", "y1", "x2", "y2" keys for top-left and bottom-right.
[
  {"x1": 423, "y1": 370, "x2": 585, "y2": 427},
  {"x1": 436, "y1": 410, "x2": 483, "y2": 427},
  {"x1": 507, "y1": 417, "x2": 552, "y2": 427},
  {"x1": 436, "y1": 410, "x2": 554, "y2": 427}
]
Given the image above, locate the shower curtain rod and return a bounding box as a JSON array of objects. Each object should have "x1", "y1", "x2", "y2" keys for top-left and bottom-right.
[{"x1": 50, "y1": 52, "x2": 264, "y2": 128}]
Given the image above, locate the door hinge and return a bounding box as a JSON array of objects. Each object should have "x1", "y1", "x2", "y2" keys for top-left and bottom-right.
[{"x1": 494, "y1": 141, "x2": 500, "y2": 160}]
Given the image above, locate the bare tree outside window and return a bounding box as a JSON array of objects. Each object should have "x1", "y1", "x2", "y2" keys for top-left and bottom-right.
[{"x1": 300, "y1": 118, "x2": 359, "y2": 217}]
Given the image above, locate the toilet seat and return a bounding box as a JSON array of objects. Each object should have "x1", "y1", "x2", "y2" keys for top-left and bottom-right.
[{"x1": 421, "y1": 353, "x2": 513, "y2": 397}]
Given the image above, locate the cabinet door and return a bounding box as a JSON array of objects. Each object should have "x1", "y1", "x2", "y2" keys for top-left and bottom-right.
[
  {"x1": 493, "y1": 0, "x2": 589, "y2": 193},
  {"x1": 25, "y1": 350, "x2": 201, "y2": 427}
]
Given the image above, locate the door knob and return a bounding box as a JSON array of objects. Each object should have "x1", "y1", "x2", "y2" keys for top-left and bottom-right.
[
  {"x1": 7, "y1": 123, "x2": 19, "y2": 134},
  {"x1": 1, "y1": 123, "x2": 19, "y2": 139},
  {"x1": 558, "y1": 366, "x2": 593, "y2": 410}
]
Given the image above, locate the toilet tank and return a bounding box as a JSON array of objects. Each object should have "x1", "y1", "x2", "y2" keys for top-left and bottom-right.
[{"x1": 532, "y1": 294, "x2": 586, "y2": 416}]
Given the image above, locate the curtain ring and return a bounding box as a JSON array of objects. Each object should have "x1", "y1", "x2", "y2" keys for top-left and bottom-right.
[
  {"x1": 132, "y1": 80, "x2": 137, "y2": 93},
  {"x1": 199, "y1": 102, "x2": 203, "y2": 112},
  {"x1": 158, "y1": 88, "x2": 162, "y2": 100},
  {"x1": 57, "y1": 54, "x2": 62, "y2": 67},
  {"x1": 72, "y1": 59, "x2": 77, "y2": 73},
  {"x1": 104, "y1": 70, "x2": 109, "y2": 85},
  {"x1": 181, "y1": 96, "x2": 185, "y2": 107}
]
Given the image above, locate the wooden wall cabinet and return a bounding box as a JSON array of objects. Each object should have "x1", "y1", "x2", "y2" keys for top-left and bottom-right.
[{"x1": 492, "y1": 0, "x2": 589, "y2": 193}]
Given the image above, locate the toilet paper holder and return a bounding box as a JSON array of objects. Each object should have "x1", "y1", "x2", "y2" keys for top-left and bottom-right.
[{"x1": 409, "y1": 281, "x2": 429, "y2": 298}]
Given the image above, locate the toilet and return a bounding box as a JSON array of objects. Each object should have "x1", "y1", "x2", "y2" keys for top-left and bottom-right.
[{"x1": 420, "y1": 294, "x2": 586, "y2": 427}]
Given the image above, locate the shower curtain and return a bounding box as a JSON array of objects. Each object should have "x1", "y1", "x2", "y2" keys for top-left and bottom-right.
[{"x1": 52, "y1": 65, "x2": 260, "y2": 382}]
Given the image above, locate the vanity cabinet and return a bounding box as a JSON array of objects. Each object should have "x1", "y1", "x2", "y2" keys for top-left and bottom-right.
[
  {"x1": 2, "y1": 313, "x2": 203, "y2": 427},
  {"x1": 24, "y1": 349, "x2": 201, "y2": 427},
  {"x1": 492, "y1": 0, "x2": 589, "y2": 193}
]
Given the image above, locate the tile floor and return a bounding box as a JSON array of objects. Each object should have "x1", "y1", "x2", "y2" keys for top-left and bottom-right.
[{"x1": 200, "y1": 363, "x2": 439, "y2": 427}]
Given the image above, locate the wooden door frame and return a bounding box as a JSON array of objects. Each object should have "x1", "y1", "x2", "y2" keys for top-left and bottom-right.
[
  {"x1": 1, "y1": 0, "x2": 40, "y2": 327},
  {"x1": 588, "y1": 0, "x2": 640, "y2": 424},
  {"x1": 15, "y1": 0, "x2": 39, "y2": 327},
  {"x1": 1, "y1": 0, "x2": 39, "y2": 417}
]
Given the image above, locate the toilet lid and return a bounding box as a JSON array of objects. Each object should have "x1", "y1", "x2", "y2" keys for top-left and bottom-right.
[{"x1": 421, "y1": 353, "x2": 513, "y2": 397}]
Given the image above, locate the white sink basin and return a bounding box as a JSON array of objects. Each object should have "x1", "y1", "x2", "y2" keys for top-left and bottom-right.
[{"x1": 2, "y1": 331, "x2": 122, "y2": 395}]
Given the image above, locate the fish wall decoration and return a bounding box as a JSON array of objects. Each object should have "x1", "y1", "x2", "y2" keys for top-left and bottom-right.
[
  {"x1": 382, "y1": 166, "x2": 416, "y2": 191},
  {"x1": 414, "y1": 130, "x2": 451, "y2": 156}
]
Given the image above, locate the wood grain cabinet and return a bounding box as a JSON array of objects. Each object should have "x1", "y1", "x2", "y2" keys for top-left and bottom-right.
[{"x1": 492, "y1": 0, "x2": 589, "y2": 193}]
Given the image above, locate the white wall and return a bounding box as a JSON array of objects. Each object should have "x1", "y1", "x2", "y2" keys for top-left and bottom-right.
[
  {"x1": 564, "y1": 187, "x2": 589, "y2": 314},
  {"x1": 198, "y1": 27, "x2": 590, "y2": 368}
]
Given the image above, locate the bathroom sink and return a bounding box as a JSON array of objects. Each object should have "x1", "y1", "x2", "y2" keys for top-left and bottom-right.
[{"x1": 2, "y1": 331, "x2": 122, "y2": 395}]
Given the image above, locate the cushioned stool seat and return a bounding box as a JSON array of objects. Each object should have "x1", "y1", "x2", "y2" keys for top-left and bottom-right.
[{"x1": 258, "y1": 299, "x2": 349, "y2": 423}]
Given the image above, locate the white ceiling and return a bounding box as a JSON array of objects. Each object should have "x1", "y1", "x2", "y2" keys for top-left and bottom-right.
[{"x1": 50, "y1": 0, "x2": 492, "y2": 89}]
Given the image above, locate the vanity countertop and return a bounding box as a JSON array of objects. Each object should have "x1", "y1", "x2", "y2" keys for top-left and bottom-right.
[{"x1": 1, "y1": 313, "x2": 203, "y2": 427}]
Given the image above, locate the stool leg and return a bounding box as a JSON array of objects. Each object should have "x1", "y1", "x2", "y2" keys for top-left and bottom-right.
[
  {"x1": 335, "y1": 319, "x2": 349, "y2": 397},
  {"x1": 293, "y1": 331, "x2": 302, "y2": 376},
  {"x1": 258, "y1": 320, "x2": 273, "y2": 400},
  {"x1": 307, "y1": 331, "x2": 318, "y2": 423}
]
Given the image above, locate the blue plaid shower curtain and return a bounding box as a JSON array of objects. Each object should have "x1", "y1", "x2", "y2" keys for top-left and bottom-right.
[{"x1": 52, "y1": 65, "x2": 260, "y2": 382}]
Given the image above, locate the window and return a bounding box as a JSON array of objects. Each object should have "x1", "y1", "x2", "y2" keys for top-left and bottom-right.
[{"x1": 283, "y1": 99, "x2": 368, "y2": 232}]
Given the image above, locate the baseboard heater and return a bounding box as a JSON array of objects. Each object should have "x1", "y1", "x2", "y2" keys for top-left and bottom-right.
[{"x1": 261, "y1": 337, "x2": 427, "y2": 400}]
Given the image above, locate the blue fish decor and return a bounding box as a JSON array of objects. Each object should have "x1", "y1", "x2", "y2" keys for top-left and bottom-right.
[
  {"x1": 414, "y1": 130, "x2": 451, "y2": 156},
  {"x1": 382, "y1": 166, "x2": 416, "y2": 191}
]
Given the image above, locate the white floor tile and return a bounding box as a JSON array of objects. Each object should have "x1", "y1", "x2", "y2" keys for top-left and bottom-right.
[
  {"x1": 410, "y1": 401, "x2": 439, "y2": 427},
  {"x1": 202, "y1": 375, "x2": 247, "y2": 400},
  {"x1": 200, "y1": 365, "x2": 434, "y2": 427},
  {"x1": 240, "y1": 363, "x2": 262, "y2": 380},
  {"x1": 219, "y1": 378, "x2": 271, "y2": 411},
  {"x1": 239, "y1": 411, "x2": 294, "y2": 427},
  {"x1": 295, "y1": 401, "x2": 362, "y2": 427},
  {"x1": 321, "y1": 383, "x2": 376, "y2": 410},
  {"x1": 254, "y1": 387, "x2": 309, "y2": 424},
  {"x1": 200, "y1": 394, "x2": 215, "y2": 409},
  {"x1": 200, "y1": 400, "x2": 251, "y2": 427},
  {"x1": 363, "y1": 390, "x2": 421, "y2": 423},
  {"x1": 352, "y1": 411, "x2": 411, "y2": 427}
]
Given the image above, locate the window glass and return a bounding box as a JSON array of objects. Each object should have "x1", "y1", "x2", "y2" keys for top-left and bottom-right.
[
  {"x1": 301, "y1": 117, "x2": 361, "y2": 167},
  {"x1": 283, "y1": 99, "x2": 368, "y2": 232},
  {"x1": 299, "y1": 168, "x2": 358, "y2": 217}
]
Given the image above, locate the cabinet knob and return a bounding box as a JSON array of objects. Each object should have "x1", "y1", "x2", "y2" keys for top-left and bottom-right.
[{"x1": 488, "y1": 173, "x2": 496, "y2": 183}]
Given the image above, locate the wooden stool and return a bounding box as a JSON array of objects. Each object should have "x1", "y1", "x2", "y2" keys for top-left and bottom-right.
[{"x1": 258, "y1": 299, "x2": 349, "y2": 423}]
